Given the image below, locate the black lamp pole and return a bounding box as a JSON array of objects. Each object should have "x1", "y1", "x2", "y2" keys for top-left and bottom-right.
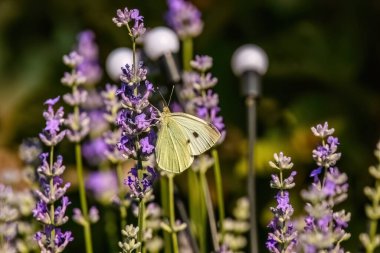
[{"x1": 232, "y1": 44, "x2": 268, "y2": 253}]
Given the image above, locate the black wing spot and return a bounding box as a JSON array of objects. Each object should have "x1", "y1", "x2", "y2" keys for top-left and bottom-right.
[
  {"x1": 192, "y1": 132, "x2": 199, "y2": 138},
  {"x1": 186, "y1": 139, "x2": 190, "y2": 144}
]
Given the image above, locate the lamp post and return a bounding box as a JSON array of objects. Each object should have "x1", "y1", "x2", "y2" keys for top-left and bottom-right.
[
  {"x1": 105, "y1": 47, "x2": 136, "y2": 81},
  {"x1": 231, "y1": 44, "x2": 268, "y2": 253},
  {"x1": 144, "y1": 26, "x2": 181, "y2": 86}
]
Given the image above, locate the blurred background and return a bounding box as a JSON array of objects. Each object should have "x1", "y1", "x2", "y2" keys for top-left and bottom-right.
[{"x1": 0, "y1": 0, "x2": 379, "y2": 251}]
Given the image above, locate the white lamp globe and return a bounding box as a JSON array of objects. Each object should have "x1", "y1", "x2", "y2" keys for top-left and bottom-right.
[
  {"x1": 105, "y1": 47, "x2": 135, "y2": 81},
  {"x1": 143, "y1": 27, "x2": 179, "y2": 61},
  {"x1": 231, "y1": 44, "x2": 269, "y2": 76}
]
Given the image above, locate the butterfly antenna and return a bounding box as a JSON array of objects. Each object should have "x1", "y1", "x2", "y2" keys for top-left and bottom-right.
[
  {"x1": 157, "y1": 87, "x2": 168, "y2": 107},
  {"x1": 168, "y1": 85, "x2": 175, "y2": 105}
]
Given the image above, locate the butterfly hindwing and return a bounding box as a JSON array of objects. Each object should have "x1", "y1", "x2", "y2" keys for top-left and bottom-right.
[
  {"x1": 156, "y1": 115, "x2": 194, "y2": 173},
  {"x1": 168, "y1": 112, "x2": 221, "y2": 156}
]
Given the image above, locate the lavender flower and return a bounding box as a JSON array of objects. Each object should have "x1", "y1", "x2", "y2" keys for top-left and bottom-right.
[
  {"x1": 125, "y1": 167, "x2": 157, "y2": 200},
  {"x1": 266, "y1": 152, "x2": 298, "y2": 253},
  {"x1": 38, "y1": 97, "x2": 66, "y2": 147},
  {"x1": 0, "y1": 184, "x2": 19, "y2": 253},
  {"x1": 180, "y1": 55, "x2": 226, "y2": 143},
  {"x1": 118, "y1": 224, "x2": 141, "y2": 252},
  {"x1": 113, "y1": 7, "x2": 146, "y2": 39},
  {"x1": 221, "y1": 197, "x2": 250, "y2": 251},
  {"x1": 299, "y1": 122, "x2": 351, "y2": 252},
  {"x1": 86, "y1": 170, "x2": 119, "y2": 204},
  {"x1": 360, "y1": 140, "x2": 380, "y2": 251},
  {"x1": 33, "y1": 98, "x2": 73, "y2": 252},
  {"x1": 166, "y1": 0, "x2": 204, "y2": 39},
  {"x1": 76, "y1": 30, "x2": 102, "y2": 85},
  {"x1": 61, "y1": 51, "x2": 91, "y2": 143}
]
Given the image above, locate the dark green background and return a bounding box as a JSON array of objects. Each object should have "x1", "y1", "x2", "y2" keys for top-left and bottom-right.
[{"x1": 0, "y1": 0, "x2": 379, "y2": 251}]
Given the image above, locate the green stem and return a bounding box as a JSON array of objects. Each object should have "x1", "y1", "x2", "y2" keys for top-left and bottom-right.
[
  {"x1": 75, "y1": 143, "x2": 93, "y2": 253},
  {"x1": 198, "y1": 172, "x2": 207, "y2": 253},
  {"x1": 188, "y1": 170, "x2": 198, "y2": 239},
  {"x1": 160, "y1": 176, "x2": 171, "y2": 253},
  {"x1": 168, "y1": 174, "x2": 179, "y2": 253},
  {"x1": 116, "y1": 162, "x2": 127, "y2": 229},
  {"x1": 138, "y1": 198, "x2": 145, "y2": 253},
  {"x1": 105, "y1": 208, "x2": 119, "y2": 253},
  {"x1": 212, "y1": 149, "x2": 225, "y2": 239},
  {"x1": 200, "y1": 171, "x2": 219, "y2": 251},
  {"x1": 182, "y1": 38, "x2": 193, "y2": 71}
]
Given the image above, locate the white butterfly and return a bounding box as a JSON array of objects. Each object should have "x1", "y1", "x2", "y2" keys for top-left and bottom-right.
[{"x1": 155, "y1": 106, "x2": 221, "y2": 173}]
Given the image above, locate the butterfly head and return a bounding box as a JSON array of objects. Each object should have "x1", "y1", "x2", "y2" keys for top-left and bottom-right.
[{"x1": 162, "y1": 106, "x2": 171, "y2": 114}]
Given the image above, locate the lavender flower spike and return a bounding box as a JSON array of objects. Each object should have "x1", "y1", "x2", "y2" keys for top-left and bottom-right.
[
  {"x1": 39, "y1": 96, "x2": 66, "y2": 147},
  {"x1": 166, "y1": 0, "x2": 204, "y2": 39},
  {"x1": 266, "y1": 152, "x2": 298, "y2": 252},
  {"x1": 300, "y1": 122, "x2": 351, "y2": 252},
  {"x1": 33, "y1": 97, "x2": 73, "y2": 252}
]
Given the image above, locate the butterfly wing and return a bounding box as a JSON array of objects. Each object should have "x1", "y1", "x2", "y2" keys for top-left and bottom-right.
[
  {"x1": 169, "y1": 112, "x2": 221, "y2": 156},
  {"x1": 156, "y1": 115, "x2": 194, "y2": 173}
]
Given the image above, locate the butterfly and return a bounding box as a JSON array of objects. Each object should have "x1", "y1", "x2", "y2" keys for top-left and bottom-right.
[{"x1": 155, "y1": 106, "x2": 221, "y2": 173}]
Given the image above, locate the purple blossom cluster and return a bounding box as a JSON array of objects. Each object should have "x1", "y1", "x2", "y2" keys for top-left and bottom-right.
[
  {"x1": 112, "y1": 7, "x2": 146, "y2": 40},
  {"x1": 112, "y1": 7, "x2": 159, "y2": 198},
  {"x1": 76, "y1": 30, "x2": 102, "y2": 85},
  {"x1": 61, "y1": 52, "x2": 90, "y2": 143},
  {"x1": 266, "y1": 152, "x2": 298, "y2": 252},
  {"x1": 300, "y1": 122, "x2": 351, "y2": 252},
  {"x1": 180, "y1": 55, "x2": 226, "y2": 143},
  {"x1": 33, "y1": 97, "x2": 73, "y2": 252},
  {"x1": 166, "y1": 0, "x2": 203, "y2": 39},
  {"x1": 125, "y1": 167, "x2": 157, "y2": 199},
  {"x1": 101, "y1": 84, "x2": 124, "y2": 164}
]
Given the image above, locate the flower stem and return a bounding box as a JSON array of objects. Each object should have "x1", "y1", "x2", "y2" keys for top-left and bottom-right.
[
  {"x1": 200, "y1": 171, "x2": 219, "y2": 251},
  {"x1": 75, "y1": 142, "x2": 93, "y2": 253},
  {"x1": 138, "y1": 198, "x2": 146, "y2": 253},
  {"x1": 116, "y1": 162, "x2": 127, "y2": 229},
  {"x1": 212, "y1": 149, "x2": 225, "y2": 239},
  {"x1": 160, "y1": 176, "x2": 171, "y2": 253},
  {"x1": 182, "y1": 38, "x2": 193, "y2": 71},
  {"x1": 105, "y1": 208, "x2": 119, "y2": 253},
  {"x1": 168, "y1": 174, "x2": 179, "y2": 253}
]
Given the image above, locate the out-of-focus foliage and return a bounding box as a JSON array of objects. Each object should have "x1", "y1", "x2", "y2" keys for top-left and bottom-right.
[{"x1": 0, "y1": 0, "x2": 379, "y2": 251}]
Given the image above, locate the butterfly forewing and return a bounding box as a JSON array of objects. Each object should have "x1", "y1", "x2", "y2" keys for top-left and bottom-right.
[
  {"x1": 168, "y1": 112, "x2": 221, "y2": 156},
  {"x1": 156, "y1": 114, "x2": 194, "y2": 173}
]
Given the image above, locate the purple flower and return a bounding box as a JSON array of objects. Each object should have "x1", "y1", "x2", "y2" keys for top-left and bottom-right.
[
  {"x1": 125, "y1": 166, "x2": 157, "y2": 199},
  {"x1": 116, "y1": 63, "x2": 159, "y2": 160},
  {"x1": 179, "y1": 55, "x2": 226, "y2": 144},
  {"x1": 76, "y1": 30, "x2": 103, "y2": 85},
  {"x1": 33, "y1": 151, "x2": 72, "y2": 251},
  {"x1": 113, "y1": 7, "x2": 146, "y2": 38},
  {"x1": 82, "y1": 137, "x2": 108, "y2": 166},
  {"x1": 266, "y1": 152, "x2": 298, "y2": 252},
  {"x1": 300, "y1": 122, "x2": 350, "y2": 252},
  {"x1": 39, "y1": 97, "x2": 66, "y2": 147},
  {"x1": 86, "y1": 170, "x2": 118, "y2": 203},
  {"x1": 166, "y1": 0, "x2": 203, "y2": 39}
]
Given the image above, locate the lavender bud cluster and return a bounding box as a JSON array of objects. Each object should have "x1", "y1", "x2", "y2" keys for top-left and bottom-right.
[
  {"x1": 180, "y1": 55, "x2": 226, "y2": 144},
  {"x1": 221, "y1": 197, "x2": 250, "y2": 252},
  {"x1": 166, "y1": 0, "x2": 203, "y2": 39},
  {"x1": 360, "y1": 140, "x2": 380, "y2": 251},
  {"x1": 61, "y1": 52, "x2": 90, "y2": 143},
  {"x1": 101, "y1": 84, "x2": 124, "y2": 164},
  {"x1": 300, "y1": 122, "x2": 351, "y2": 252},
  {"x1": 112, "y1": 7, "x2": 159, "y2": 199},
  {"x1": 33, "y1": 97, "x2": 73, "y2": 252},
  {"x1": 266, "y1": 152, "x2": 298, "y2": 253}
]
